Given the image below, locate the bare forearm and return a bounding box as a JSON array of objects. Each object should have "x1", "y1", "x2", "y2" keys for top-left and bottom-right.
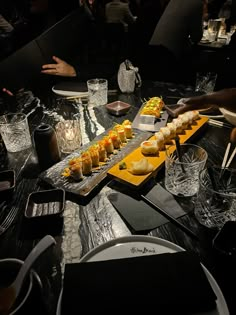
[{"x1": 185, "y1": 88, "x2": 236, "y2": 112}]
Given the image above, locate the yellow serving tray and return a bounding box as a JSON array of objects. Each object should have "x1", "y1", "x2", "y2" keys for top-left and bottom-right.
[{"x1": 108, "y1": 116, "x2": 209, "y2": 187}]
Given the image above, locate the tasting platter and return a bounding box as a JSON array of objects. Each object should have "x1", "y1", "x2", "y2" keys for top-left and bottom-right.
[{"x1": 107, "y1": 116, "x2": 209, "y2": 187}]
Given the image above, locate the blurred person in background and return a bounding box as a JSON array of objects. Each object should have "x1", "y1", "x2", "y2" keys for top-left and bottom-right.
[{"x1": 138, "y1": 0, "x2": 204, "y2": 83}]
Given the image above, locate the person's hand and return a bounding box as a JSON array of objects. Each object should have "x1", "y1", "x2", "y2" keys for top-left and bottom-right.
[{"x1": 41, "y1": 56, "x2": 77, "y2": 77}]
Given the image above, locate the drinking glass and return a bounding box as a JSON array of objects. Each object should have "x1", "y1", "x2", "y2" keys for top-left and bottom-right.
[
  {"x1": 165, "y1": 144, "x2": 208, "y2": 197},
  {"x1": 0, "y1": 113, "x2": 32, "y2": 152},
  {"x1": 194, "y1": 167, "x2": 236, "y2": 229},
  {"x1": 195, "y1": 72, "x2": 218, "y2": 94},
  {"x1": 87, "y1": 78, "x2": 108, "y2": 106},
  {"x1": 207, "y1": 19, "x2": 221, "y2": 41},
  {"x1": 55, "y1": 118, "x2": 81, "y2": 154}
]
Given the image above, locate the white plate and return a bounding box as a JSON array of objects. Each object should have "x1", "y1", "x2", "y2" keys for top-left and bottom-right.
[
  {"x1": 52, "y1": 86, "x2": 88, "y2": 97},
  {"x1": 57, "y1": 235, "x2": 229, "y2": 315}
]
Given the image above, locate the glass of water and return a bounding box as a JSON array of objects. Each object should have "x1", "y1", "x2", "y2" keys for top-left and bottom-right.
[
  {"x1": 87, "y1": 78, "x2": 108, "y2": 106},
  {"x1": 165, "y1": 143, "x2": 208, "y2": 197},
  {"x1": 194, "y1": 167, "x2": 236, "y2": 229},
  {"x1": 195, "y1": 72, "x2": 218, "y2": 94},
  {"x1": 0, "y1": 113, "x2": 32, "y2": 152}
]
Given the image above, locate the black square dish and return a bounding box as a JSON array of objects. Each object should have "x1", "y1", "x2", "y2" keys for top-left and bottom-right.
[
  {"x1": 106, "y1": 101, "x2": 131, "y2": 116},
  {"x1": 0, "y1": 170, "x2": 15, "y2": 200},
  {"x1": 24, "y1": 189, "x2": 65, "y2": 237}
]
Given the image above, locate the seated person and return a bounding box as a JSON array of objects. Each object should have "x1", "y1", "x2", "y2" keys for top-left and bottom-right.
[{"x1": 41, "y1": 55, "x2": 77, "y2": 77}]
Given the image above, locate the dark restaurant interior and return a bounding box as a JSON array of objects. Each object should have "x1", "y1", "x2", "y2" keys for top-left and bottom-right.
[{"x1": 1, "y1": 1, "x2": 236, "y2": 315}]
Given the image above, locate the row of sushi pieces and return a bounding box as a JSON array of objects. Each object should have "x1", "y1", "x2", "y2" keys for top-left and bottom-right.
[
  {"x1": 62, "y1": 120, "x2": 134, "y2": 180},
  {"x1": 140, "y1": 110, "x2": 200, "y2": 155},
  {"x1": 140, "y1": 96, "x2": 164, "y2": 118}
]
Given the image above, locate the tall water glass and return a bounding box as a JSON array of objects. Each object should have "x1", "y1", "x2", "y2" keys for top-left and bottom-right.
[
  {"x1": 87, "y1": 78, "x2": 108, "y2": 106},
  {"x1": 165, "y1": 144, "x2": 208, "y2": 197},
  {"x1": 0, "y1": 113, "x2": 32, "y2": 152}
]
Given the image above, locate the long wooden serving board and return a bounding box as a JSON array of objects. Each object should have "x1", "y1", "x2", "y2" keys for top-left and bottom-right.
[{"x1": 108, "y1": 116, "x2": 209, "y2": 187}]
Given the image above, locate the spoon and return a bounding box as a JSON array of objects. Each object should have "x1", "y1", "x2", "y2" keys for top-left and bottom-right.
[{"x1": 0, "y1": 235, "x2": 56, "y2": 315}]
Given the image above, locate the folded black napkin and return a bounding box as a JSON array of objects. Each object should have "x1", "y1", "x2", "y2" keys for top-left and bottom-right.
[{"x1": 61, "y1": 251, "x2": 216, "y2": 314}]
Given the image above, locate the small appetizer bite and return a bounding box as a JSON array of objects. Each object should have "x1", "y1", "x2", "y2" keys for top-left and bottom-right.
[
  {"x1": 81, "y1": 151, "x2": 92, "y2": 175},
  {"x1": 103, "y1": 136, "x2": 114, "y2": 154},
  {"x1": 155, "y1": 131, "x2": 165, "y2": 150},
  {"x1": 166, "y1": 122, "x2": 176, "y2": 139},
  {"x1": 128, "y1": 158, "x2": 154, "y2": 175},
  {"x1": 172, "y1": 118, "x2": 183, "y2": 134},
  {"x1": 140, "y1": 140, "x2": 158, "y2": 155},
  {"x1": 70, "y1": 162, "x2": 83, "y2": 181},
  {"x1": 109, "y1": 130, "x2": 121, "y2": 149},
  {"x1": 98, "y1": 140, "x2": 107, "y2": 162},
  {"x1": 88, "y1": 146, "x2": 100, "y2": 167},
  {"x1": 160, "y1": 127, "x2": 171, "y2": 142}
]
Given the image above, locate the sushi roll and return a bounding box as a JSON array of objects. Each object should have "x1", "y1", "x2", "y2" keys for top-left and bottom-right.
[
  {"x1": 88, "y1": 146, "x2": 100, "y2": 167},
  {"x1": 160, "y1": 127, "x2": 171, "y2": 142},
  {"x1": 172, "y1": 118, "x2": 183, "y2": 134},
  {"x1": 183, "y1": 111, "x2": 194, "y2": 124},
  {"x1": 117, "y1": 128, "x2": 127, "y2": 143},
  {"x1": 114, "y1": 125, "x2": 127, "y2": 143},
  {"x1": 81, "y1": 151, "x2": 92, "y2": 175},
  {"x1": 166, "y1": 122, "x2": 176, "y2": 139},
  {"x1": 178, "y1": 114, "x2": 189, "y2": 129},
  {"x1": 155, "y1": 131, "x2": 165, "y2": 150},
  {"x1": 123, "y1": 124, "x2": 133, "y2": 139},
  {"x1": 98, "y1": 140, "x2": 107, "y2": 162},
  {"x1": 103, "y1": 136, "x2": 114, "y2": 154},
  {"x1": 141, "y1": 140, "x2": 158, "y2": 155},
  {"x1": 109, "y1": 130, "x2": 121, "y2": 149},
  {"x1": 122, "y1": 119, "x2": 132, "y2": 126},
  {"x1": 192, "y1": 110, "x2": 200, "y2": 120},
  {"x1": 70, "y1": 162, "x2": 83, "y2": 181}
]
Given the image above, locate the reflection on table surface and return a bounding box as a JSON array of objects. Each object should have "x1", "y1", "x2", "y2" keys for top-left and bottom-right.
[{"x1": 0, "y1": 80, "x2": 235, "y2": 315}]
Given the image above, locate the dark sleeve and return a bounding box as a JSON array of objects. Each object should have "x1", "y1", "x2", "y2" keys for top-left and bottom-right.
[{"x1": 189, "y1": 2, "x2": 203, "y2": 43}]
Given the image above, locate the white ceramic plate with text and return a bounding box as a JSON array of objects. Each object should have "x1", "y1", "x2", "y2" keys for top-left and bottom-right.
[{"x1": 57, "y1": 235, "x2": 229, "y2": 315}]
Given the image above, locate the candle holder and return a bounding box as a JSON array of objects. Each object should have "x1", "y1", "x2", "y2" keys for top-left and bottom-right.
[{"x1": 55, "y1": 119, "x2": 81, "y2": 154}]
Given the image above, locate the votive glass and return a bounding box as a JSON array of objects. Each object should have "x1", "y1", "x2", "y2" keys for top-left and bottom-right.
[{"x1": 55, "y1": 119, "x2": 81, "y2": 154}]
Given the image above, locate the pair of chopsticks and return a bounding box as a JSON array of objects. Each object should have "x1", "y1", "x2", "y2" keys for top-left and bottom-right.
[
  {"x1": 221, "y1": 128, "x2": 236, "y2": 169},
  {"x1": 208, "y1": 119, "x2": 232, "y2": 129}
]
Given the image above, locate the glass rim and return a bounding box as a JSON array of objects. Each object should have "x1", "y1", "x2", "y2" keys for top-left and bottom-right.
[
  {"x1": 0, "y1": 113, "x2": 27, "y2": 126},
  {"x1": 166, "y1": 143, "x2": 208, "y2": 166},
  {"x1": 87, "y1": 78, "x2": 107, "y2": 84},
  {"x1": 199, "y1": 166, "x2": 236, "y2": 196}
]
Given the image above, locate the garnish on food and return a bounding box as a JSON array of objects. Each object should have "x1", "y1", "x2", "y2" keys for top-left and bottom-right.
[{"x1": 119, "y1": 161, "x2": 127, "y2": 170}]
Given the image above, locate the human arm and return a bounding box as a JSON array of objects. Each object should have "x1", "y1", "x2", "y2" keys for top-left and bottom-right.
[
  {"x1": 174, "y1": 88, "x2": 236, "y2": 116},
  {"x1": 41, "y1": 56, "x2": 77, "y2": 77}
]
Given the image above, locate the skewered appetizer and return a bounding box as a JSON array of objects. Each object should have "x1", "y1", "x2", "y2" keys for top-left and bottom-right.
[{"x1": 140, "y1": 97, "x2": 164, "y2": 118}]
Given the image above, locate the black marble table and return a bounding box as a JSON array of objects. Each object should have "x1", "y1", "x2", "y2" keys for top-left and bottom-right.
[{"x1": 0, "y1": 80, "x2": 235, "y2": 315}]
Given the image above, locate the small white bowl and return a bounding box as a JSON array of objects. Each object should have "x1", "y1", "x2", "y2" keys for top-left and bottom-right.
[{"x1": 219, "y1": 108, "x2": 236, "y2": 126}]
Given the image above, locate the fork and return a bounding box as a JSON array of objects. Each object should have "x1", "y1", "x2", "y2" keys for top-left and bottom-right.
[{"x1": 0, "y1": 205, "x2": 19, "y2": 236}]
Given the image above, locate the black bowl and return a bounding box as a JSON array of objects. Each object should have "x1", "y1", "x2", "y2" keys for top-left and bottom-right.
[
  {"x1": 0, "y1": 170, "x2": 15, "y2": 200},
  {"x1": 24, "y1": 189, "x2": 65, "y2": 237}
]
